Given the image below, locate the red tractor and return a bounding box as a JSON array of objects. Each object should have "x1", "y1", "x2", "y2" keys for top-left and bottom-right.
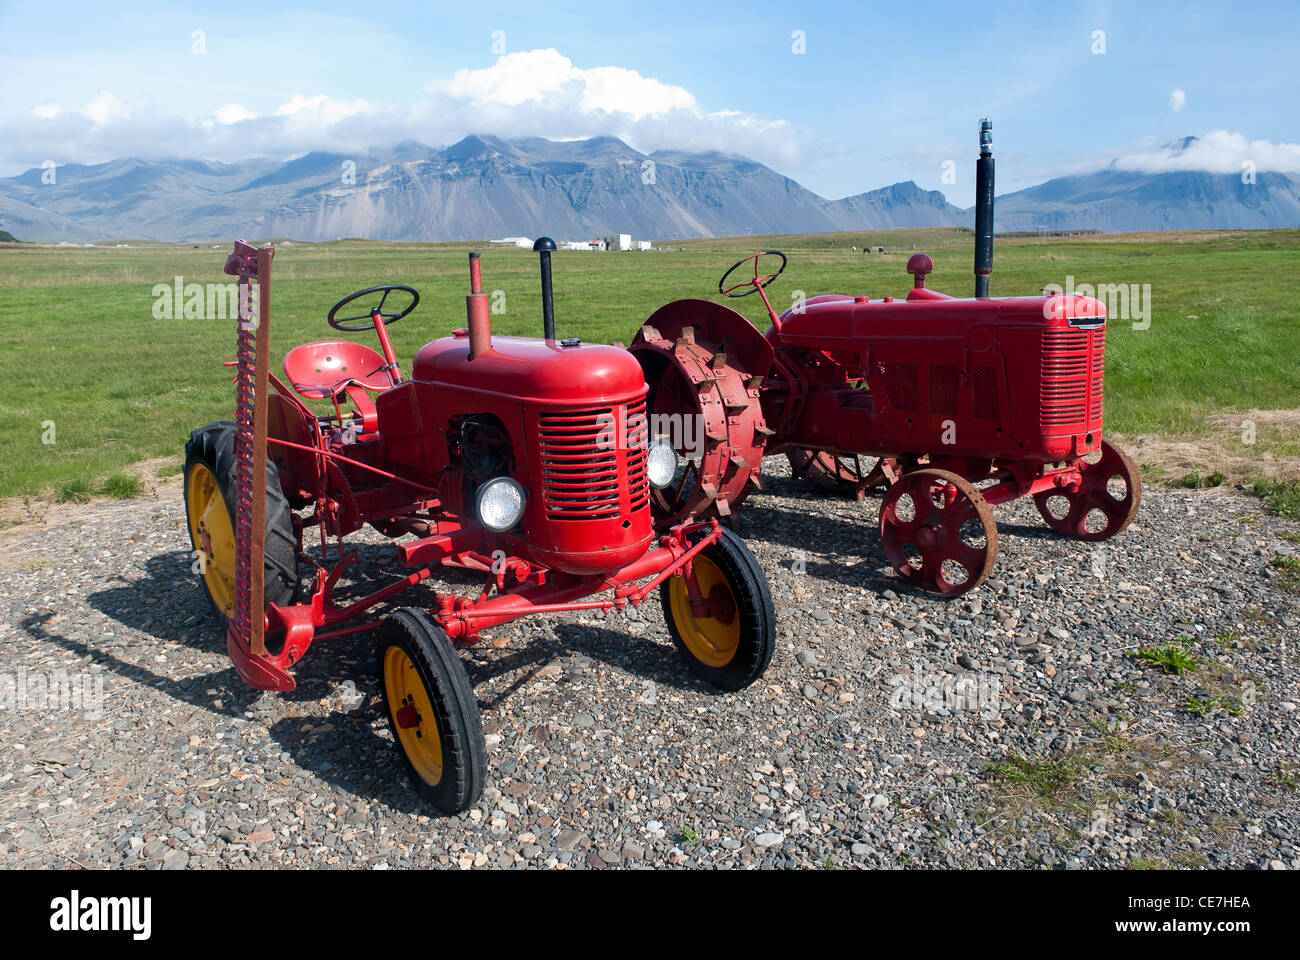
[
  {"x1": 183, "y1": 239, "x2": 775, "y2": 814},
  {"x1": 630, "y1": 120, "x2": 1141, "y2": 597}
]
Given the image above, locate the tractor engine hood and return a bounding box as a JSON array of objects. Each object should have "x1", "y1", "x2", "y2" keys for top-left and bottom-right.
[
  {"x1": 773, "y1": 292, "x2": 1107, "y2": 343},
  {"x1": 412, "y1": 334, "x2": 648, "y2": 405}
]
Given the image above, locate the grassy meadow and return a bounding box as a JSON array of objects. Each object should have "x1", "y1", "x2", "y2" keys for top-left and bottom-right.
[{"x1": 1, "y1": 227, "x2": 1298, "y2": 501}]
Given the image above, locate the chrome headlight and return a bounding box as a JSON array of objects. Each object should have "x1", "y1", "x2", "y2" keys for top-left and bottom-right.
[
  {"x1": 646, "y1": 437, "x2": 678, "y2": 489},
  {"x1": 475, "y1": 477, "x2": 526, "y2": 532}
]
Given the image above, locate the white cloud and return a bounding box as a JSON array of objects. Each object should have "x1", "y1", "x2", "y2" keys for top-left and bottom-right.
[
  {"x1": 1169, "y1": 88, "x2": 1186, "y2": 113},
  {"x1": 214, "y1": 104, "x2": 255, "y2": 125},
  {"x1": 84, "y1": 90, "x2": 129, "y2": 126},
  {"x1": 1, "y1": 49, "x2": 803, "y2": 176},
  {"x1": 1111, "y1": 130, "x2": 1300, "y2": 174}
]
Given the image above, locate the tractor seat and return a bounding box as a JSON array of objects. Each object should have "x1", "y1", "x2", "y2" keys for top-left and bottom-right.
[{"x1": 283, "y1": 340, "x2": 392, "y2": 400}]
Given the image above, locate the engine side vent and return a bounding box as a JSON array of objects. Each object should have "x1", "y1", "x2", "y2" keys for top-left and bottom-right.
[
  {"x1": 973, "y1": 365, "x2": 1000, "y2": 420},
  {"x1": 928, "y1": 365, "x2": 959, "y2": 417},
  {"x1": 881, "y1": 362, "x2": 918, "y2": 412}
]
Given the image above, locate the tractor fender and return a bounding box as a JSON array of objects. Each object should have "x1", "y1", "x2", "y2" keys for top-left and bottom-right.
[{"x1": 632, "y1": 298, "x2": 775, "y2": 382}]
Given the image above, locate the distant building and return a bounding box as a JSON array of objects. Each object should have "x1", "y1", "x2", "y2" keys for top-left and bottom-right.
[
  {"x1": 491, "y1": 236, "x2": 534, "y2": 248},
  {"x1": 600, "y1": 233, "x2": 632, "y2": 252},
  {"x1": 636, "y1": 240, "x2": 652, "y2": 251}
]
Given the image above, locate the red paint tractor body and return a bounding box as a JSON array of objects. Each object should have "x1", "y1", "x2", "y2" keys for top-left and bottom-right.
[
  {"x1": 630, "y1": 121, "x2": 1140, "y2": 596},
  {"x1": 184, "y1": 240, "x2": 775, "y2": 812}
]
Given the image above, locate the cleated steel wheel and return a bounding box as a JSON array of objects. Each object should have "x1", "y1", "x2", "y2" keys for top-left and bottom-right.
[
  {"x1": 661, "y1": 528, "x2": 775, "y2": 691},
  {"x1": 183, "y1": 420, "x2": 298, "y2": 627},
  {"x1": 1033, "y1": 440, "x2": 1142, "y2": 541},
  {"x1": 879, "y1": 467, "x2": 998, "y2": 597},
  {"x1": 376, "y1": 608, "x2": 485, "y2": 814}
]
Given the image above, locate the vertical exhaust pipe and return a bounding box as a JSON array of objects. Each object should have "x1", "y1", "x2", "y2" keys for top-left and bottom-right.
[
  {"x1": 974, "y1": 118, "x2": 994, "y2": 299},
  {"x1": 467, "y1": 251, "x2": 491, "y2": 359},
  {"x1": 533, "y1": 236, "x2": 557, "y2": 340}
]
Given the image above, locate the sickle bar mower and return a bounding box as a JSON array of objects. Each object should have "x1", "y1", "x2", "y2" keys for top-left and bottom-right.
[
  {"x1": 629, "y1": 119, "x2": 1141, "y2": 598},
  {"x1": 185, "y1": 240, "x2": 776, "y2": 813}
]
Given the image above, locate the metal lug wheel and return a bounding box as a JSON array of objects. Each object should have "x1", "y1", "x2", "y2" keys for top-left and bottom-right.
[
  {"x1": 878, "y1": 467, "x2": 998, "y2": 597},
  {"x1": 1033, "y1": 440, "x2": 1142, "y2": 541}
]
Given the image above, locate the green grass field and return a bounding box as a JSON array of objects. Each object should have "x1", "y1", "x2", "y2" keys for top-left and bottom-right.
[{"x1": 1, "y1": 227, "x2": 1298, "y2": 500}]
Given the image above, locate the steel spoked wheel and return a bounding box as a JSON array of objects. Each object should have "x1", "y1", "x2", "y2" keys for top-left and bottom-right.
[
  {"x1": 661, "y1": 528, "x2": 775, "y2": 691},
  {"x1": 1033, "y1": 440, "x2": 1142, "y2": 541},
  {"x1": 879, "y1": 468, "x2": 998, "y2": 597},
  {"x1": 376, "y1": 608, "x2": 485, "y2": 814},
  {"x1": 786, "y1": 450, "x2": 887, "y2": 497}
]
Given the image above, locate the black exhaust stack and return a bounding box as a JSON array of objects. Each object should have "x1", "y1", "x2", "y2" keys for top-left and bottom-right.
[
  {"x1": 533, "y1": 236, "x2": 557, "y2": 340},
  {"x1": 974, "y1": 118, "x2": 994, "y2": 299}
]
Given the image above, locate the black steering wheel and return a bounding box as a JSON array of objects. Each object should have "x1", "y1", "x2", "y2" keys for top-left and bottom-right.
[
  {"x1": 327, "y1": 284, "x2": 420, "y2": 332},
  {"x1": 718, "y1": 250, "x2": 787, "y2": 298}
]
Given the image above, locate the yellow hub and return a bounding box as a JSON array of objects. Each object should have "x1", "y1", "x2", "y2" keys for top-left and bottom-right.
[
  {"x1": 383, "y1": 647, "x2": 444, "y2": 786},
  {"x1": 186, "y1": 462, "x2": 237, "y2": 617},
  {"x1": 669, "y1": 555, "x2": 740, "y2": 668}
]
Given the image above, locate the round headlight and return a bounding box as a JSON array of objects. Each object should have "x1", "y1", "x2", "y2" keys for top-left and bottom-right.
[
  {"x1": 475, "y1": 477, "x2": 526, "y2": 532},
  {"x1": 646, "y1": 437, "x2": 679, "y2": 489}
]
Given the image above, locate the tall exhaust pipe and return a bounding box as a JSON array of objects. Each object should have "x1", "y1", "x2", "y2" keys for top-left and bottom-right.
[
  {"x1": 533, "y1": 236, "x2": 557, "y2": 340},
  {"x1": 974, "y1": 118, "x2": 994, "y2": 299},
  {"x1": 466, "y1": 251, "x2": 491, "y2": 359}
]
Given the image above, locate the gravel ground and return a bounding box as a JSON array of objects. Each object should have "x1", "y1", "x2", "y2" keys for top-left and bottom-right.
[{"x1": 1, "y1": 459, "x2": 1297, "y2": 871}]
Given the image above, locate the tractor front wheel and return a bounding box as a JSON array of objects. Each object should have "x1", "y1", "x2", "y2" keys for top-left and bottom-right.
[
  {"x1": 1033, "y1": 440, "x2": 1142, "y2": 541},
  {"x1": 786, "y1": 450, "x2": 889, "y2": 497},
  {"x1": 661, "y1": 528, "x2": 775, "y2": 691},
  {"x1": 183, "y1": 420, "x2": 299, "y2": 627},
  {"x1": 879, "y1": 468, "x2": 998, "y2": 597},
  {"x1": 376, "y1": 609, "x2": 486, "y2": 814}
]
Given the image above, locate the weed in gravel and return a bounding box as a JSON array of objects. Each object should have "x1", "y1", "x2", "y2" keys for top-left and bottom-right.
[
  {"x1": 1253, "y1": 478, "x2": 1300, "y2": 520},
  {"x1": 100, "y1": 471, "x2": 143, "y2": 500},
  {"x1": 987, "y1": 754, "x2": 1083, "y2": 797},
  {"x1": 677, "y1": 825, "x2": 700, "y2": 846},
  {"x1": 1130, "y1": 855, "x2": 1169, "y2": 870},
  {"x1": 1183, "y1": 694, "x2": 1242, "y2": 717},
  {"x1": 1267, "y1": 764, "x2": 1299, "y2": 791},
  {"x1": 1269, "y1": 555, "x2": 1300, "y2": 593},
  {"x1": 55, "y1": 477, "x2": 92, "y2": 504},
  {"x1": 1134, "y1": 645, "x2": 1199, "y2": 675},
  {"x1": 1211, "y1": 631, "x2": 1240, "y2": 648},
  {"x1": 1174, "y1": 471, "x2": 1226, "y2": 489},
  {"x1": 1172, "y1": 850, "x2": 1208, "y2": 868}
]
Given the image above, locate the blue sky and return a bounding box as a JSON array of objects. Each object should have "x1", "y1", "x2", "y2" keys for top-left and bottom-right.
[{"x1": 2, "y1": 0, "x2": 1297, "y2": 202}]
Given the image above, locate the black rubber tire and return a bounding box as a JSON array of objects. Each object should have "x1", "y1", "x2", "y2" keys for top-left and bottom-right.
[
  {"x1": 660, "y1": 527, "x2": 775, "y2": 691},
  {"x1": 183, "y1": 420, "x2": 299, "y2": 626},
  {"x1": 376, "y1": 609, "x2": 486, "y2": 814}
]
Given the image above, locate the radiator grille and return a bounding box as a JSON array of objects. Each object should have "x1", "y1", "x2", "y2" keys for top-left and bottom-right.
[
  {"x1": 538, "y1": 401, "x2": 648, "y2": 520},
  {"x1": 1089, "y1": 329, "x2": 1105, "y2": 422},
  {"x1": 1041, "y1": 330, "x2": 1097, "y2": 428}
]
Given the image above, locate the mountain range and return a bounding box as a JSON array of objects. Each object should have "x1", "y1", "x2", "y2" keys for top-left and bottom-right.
[{"x1": 1, "y1": 134, "x2": 1297, "y2": 242}]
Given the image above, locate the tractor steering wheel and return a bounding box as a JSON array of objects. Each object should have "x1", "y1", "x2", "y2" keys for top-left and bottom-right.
[
  {"x1": 327, "y1": 284, "x2": 420, "y2": 332},
  {"x1": 718, "y1": 250, "x2": 787, "y2": 298}
]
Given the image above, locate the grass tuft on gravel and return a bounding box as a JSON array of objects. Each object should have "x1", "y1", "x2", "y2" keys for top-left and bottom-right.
[
  {"x1": 986, "y1": 754, "x2": 1083, "y2": 798},
  {"x1": 1269, "y1": 555, "x2": 1300, "y2": 593},
  {"x1": 55, "y1": 476, "x2": 93, "y2": 504},
  {"x1": 100, "y1": 471, "x2": 143, "y2": 500},
  {"x1": 1252, "y1": 479, "x2": 1300, "y2": 520},
  {"x1": 1134, "y1": 644, "x2": 1199, "y2": 675}
]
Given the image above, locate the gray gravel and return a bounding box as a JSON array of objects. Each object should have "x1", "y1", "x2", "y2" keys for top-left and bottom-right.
[{"x1": 1, "y1": 459, "x2": 1298, "y2": 870}]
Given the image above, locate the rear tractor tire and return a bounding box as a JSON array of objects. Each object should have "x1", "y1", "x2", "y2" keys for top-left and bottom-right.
[
  {"x1": 661, "y1": 528, "x2": 775, "y2": 691},
  {"x1": 183, "y1": 420, "x2": 299, "y2": 627}
]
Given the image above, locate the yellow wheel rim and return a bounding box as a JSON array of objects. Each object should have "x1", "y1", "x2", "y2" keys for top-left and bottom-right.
[
  {"x1": 383, "y1": 647, "x2": 444, "y2": 786},
  {"x1": 186, "y1": 462, "x2": 237, "y2": 617},
  {"x1": 669, "y1": 554, "x2": 741, "y2": 668}
]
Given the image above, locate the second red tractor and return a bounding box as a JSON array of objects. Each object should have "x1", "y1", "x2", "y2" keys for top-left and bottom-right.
[{"x1": 629, "y1": 120, "x2": 1141, "y2": 597}]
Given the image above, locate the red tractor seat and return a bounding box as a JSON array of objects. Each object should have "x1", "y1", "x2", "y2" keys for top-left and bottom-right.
[{"x1": 283, "y1": 340, "x2": 392, "y2": 399}]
